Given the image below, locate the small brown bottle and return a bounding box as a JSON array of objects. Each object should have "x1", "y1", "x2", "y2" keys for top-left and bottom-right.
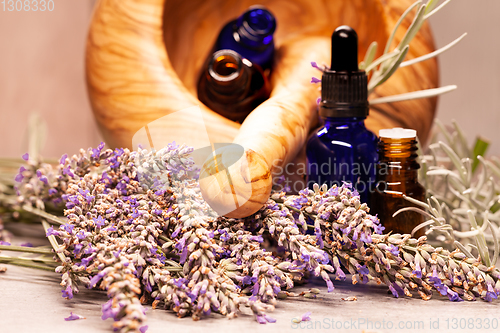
[
  {"x1": 197, "y1": 49, "x2": 270, "y2": 123},
  {"x1": 371, "y1": 128, "x2": 426, "y2": 237}
]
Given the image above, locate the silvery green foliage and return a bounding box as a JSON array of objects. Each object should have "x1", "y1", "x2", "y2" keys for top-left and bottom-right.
[
  {"x1": 311, "y1": 1, "x2": 462, "y2": 105},
  {"x1": 365, "y1": 0, "x2": 463, "y2": 104},
  {"x1": 399, "y1": 119, "x2": 500, "y2": 267}
]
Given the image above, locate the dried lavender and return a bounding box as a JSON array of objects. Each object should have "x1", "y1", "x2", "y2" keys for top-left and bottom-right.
[
  {"x1": 0, "y1": 215, "x2": 10, "y2": 244},
  {"x1": 2, "y1": 139, "x2": 500, "y2": 333},
  {"x1": 272, "y1": 183, "x2": 500, "y2": 302}
]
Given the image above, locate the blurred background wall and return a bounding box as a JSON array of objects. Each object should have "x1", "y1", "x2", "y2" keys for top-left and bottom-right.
[{"x1": 0, "y1": 0, "x2": 499, "y2": 159}]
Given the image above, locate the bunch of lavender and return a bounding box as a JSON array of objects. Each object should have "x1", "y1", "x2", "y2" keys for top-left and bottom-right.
[
  {"x1": 2, "y1": 138, "x2": 500, "y2": 333},
  {"x1": 7, "y1": 143, "x2": 335, "y2": 331},
  {"x1": 271, "y1": 183, "x2": 500, "y2": 302}
]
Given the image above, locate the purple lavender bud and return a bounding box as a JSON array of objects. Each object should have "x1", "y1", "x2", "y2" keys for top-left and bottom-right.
[
  {"x1": 101, "y1": 300, "x2": 116, "y2": 320},
  {"x1": 252, "y1": 282, "x2": 260, "y2": 296},
  {"x1": 64, "y1": 312, "x2": 84, "y2": 321},
  {"x1": 22, "y1": 153, "x2": 29, "y2": 161},
  {"x1": 93, "y1": 216, "x2": 105, "y2": 228},
  {"x1": 388, "y1": 284, "x2": 399, "y2": 298},
  {"x1": 412, "y1": 261, "x2": 422, "y2": 279},
  {"x1": 106, "y1": 224, "x2": 117, "y2": 232},
  {"x1": 171, "y1": 227, "x2": 181, "y2": 238},
  {"x1": 62, "y1": 285, "x2": 74, "y2": 299},
  {"x1": 62, "y1": 224, "x2": 74, "y2": 233},
  {"x1": 301, "y1": 311, "x2": 312, "y2": 322},
  {"x1": 59, "y1": 154, "x2": 68, "y2": 165},
  {"x1": 311, "y1": 77, "x2": 321, "y2": 84},
  {"x1": 387, "y1": 244, "x2": 400, "y2": 256},
  {"x1": 447, "y1": 289, "x2": 463, "y2": 302},
  {"x1": 46, "y1": 226, "x2": 59, "y2": 237},
  {"x1": 265, "y1": 315, "x2": 276, "y2": 323},
  {"x1": 485, "y1": 286, "x2": 498, "y2": 302},
  {"x1": 81, "y1": 254, "x2": 95, "y2": 268},
  {"x1": 326, "y1": 279, "x2": 334, "y2": 292},
  {"x1": 14, "y1": 173, "x2": 23, "y2": 182},
  {"x1": 357, "y1": 265, "x2": 369, "y2": 275},
  {"x1": 73, "y1": 244, "x2": 83, "y2": 255},
  {"x1": 62, "y1": 166, "x2": 74, "y2": 178}
]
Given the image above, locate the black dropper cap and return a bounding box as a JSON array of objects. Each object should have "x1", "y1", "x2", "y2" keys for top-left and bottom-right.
[{"x1": 319, "y1": 26, "x2": 369, "y2": 118}]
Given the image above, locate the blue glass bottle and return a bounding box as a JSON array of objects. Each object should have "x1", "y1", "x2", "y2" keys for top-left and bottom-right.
[
  {"x1": 306, "y1": 26, "x2": 378, "y2": 204},
  {"x1": 215, "y1": 6, "x2": 276, "y2": 71}
]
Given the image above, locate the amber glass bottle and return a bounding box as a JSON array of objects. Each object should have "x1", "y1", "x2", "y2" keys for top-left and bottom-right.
[
  {"x1": 371, "y1": 128, "x2": 426, "y2": 237},
  {"x1": 197, "y1": 49, "x2": 270, "y2": 123}
]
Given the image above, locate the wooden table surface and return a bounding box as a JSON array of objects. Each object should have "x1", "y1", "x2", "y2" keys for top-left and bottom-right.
[{"x1": 1, "y1": 224, "x2": 499, "y2": 333}]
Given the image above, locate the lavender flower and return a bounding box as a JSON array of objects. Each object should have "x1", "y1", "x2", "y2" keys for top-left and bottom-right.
[
  {"x1": 64, "y1": 312, "x2": 85, "y2": 321},
  {"x1": 9, "y1": 141, "x2": 500, "y2": 333}
]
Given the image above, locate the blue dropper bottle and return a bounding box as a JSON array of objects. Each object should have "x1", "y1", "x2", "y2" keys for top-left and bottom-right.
[
  {"x1": 215, "y1": 6, "x2": 276, "y2": 71},
  {"x1": 306, "y1": 26, "x2": 378, "y2": 204}
]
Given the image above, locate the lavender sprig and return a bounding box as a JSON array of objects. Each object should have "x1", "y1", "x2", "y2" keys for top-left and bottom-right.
[
  {"x1": 274, "y1": 183, "x2": 500, "y2": 302},
  {"x1": 4, "y1": 139, "x2": 500, "y2": 333}
]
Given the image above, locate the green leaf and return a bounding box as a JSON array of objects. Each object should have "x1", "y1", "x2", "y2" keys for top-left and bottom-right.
[
  {"x1": 365, "y1": 50, "x2": 400, "y2": 74},
  {"x1": 452, "y1": 119, "x2": 472, "y2": 159},
  {"x1": 396, "y1": 4, "x2": 427, "y2": 53},
  {"x1": 400, "y1": 33, "x2": 467, "y2": 68},
  {"x1": 369, "y1": 85, "x2": 456, "y2": 105},
  {"x1": 471, "y1": 136, "x2": 490, "y2": 172},
  {"x1": 424, "y1": 0, "x2": 452, "y2": 20},
  {"x1": 424, "y1": 0, "x2": 439, "y2": 14},
  {"x1": 490, "y1": 201, "x2": 500, "y2": 214},
  {"x1": 368, "y1": 45, "x2": 409, "y2": 92},
  {"x1": 361, "y1": 41, "x2": 378, "y2": 70},
  {"x1": 383, "y1": 0, "x2": 423, "y2": 55},
  {"x1": 438, "y1": 141, "x2": 468, "y2": 182}
]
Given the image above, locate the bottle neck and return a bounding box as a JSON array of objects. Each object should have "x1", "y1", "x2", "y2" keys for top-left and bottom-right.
[
  {"x1": 205, "y1": 50, "x2": 250, "y2": 99},
  {"x1": 235, "y1": 7, "x2": 276, "y2": 49},
  {"x1": 377, "y1": 137, "x2": 420, "y2": 181},
  {"x1": 321, "y1": 116, "x2": 367, "y2": 127}
]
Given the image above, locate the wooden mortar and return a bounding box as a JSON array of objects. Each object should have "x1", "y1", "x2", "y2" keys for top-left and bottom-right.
[{"x1": 86, "y1": 0, "x2": 438, "y2": 218}]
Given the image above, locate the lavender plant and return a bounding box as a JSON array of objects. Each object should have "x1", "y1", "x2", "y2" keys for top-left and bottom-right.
[
  {"x1": 394, "y1": 120, "x2": 500, "y2": 268},
  {"x1": 1, "y1": 137, "x2": 500, "y2": 333},
  {"x1": 311, "y1": 0, "x2": 463, "y2": 105}
]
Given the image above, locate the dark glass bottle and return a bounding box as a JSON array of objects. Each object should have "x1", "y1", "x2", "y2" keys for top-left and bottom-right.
[
  {"x1": 215, "y1": 6, "x2": 276, "y2": 71},
  {"x1": 306, "y1": 26, "x2": 378, "y2": 204},
  {"x1": 197, "y1": 49, "x2": 270, "y2": 123},
  {"x1": 371, "y1": 128, "x2": 426, "y2": 237}
]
